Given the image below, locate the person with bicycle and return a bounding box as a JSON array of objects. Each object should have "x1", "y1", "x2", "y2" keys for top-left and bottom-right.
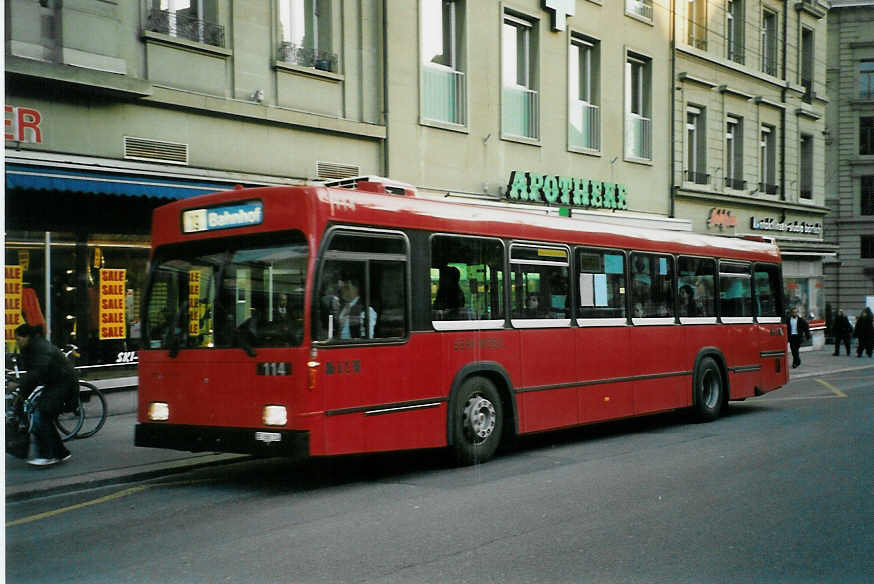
[{"x1": 8, "y1": 324, "x2": 77, "y2": 466}]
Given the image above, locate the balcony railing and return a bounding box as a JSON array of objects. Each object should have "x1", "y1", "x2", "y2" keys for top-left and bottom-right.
[
  {"x1": 277, "y1": 42, "x2": 338, "y2": 73},
  {"x1": 759, "y1": 182, "x2": 780, "y2": 195},
  {"x1": 725, "y1": 177, "x2": 747, "y2": 190},
  {"x1": 625, "y1": 113, "x2": 651, "y2": 160},
  {"x1": 685, "y1": 170, "x2": 710, "y2": 185},
  {"x1": 422, "y1": 64, "x2": 466, "y2": 126},
  {"x1": 146, "y1": 9, "x2": 225, "y2": 48},
  {"x1": 569, "y1": 100, "x2": 600, "y2": 150},
  {"x1": 502, "y1": 86, "x2": 539, "y2": 139},
  {"x1": 627, "y1": 0, "x2": 653, "y2": 20}
]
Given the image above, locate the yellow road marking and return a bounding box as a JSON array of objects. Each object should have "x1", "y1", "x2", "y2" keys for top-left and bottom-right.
[
  {"x1": 7, "y1": 485, "x2": 149, "y2": 527},
  {"x1": 816, "y1": 379, "x2": 848, "y2": 398}
]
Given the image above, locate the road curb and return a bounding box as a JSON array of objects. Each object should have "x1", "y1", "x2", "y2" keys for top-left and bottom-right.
[
  {"x1": 6, "y1": 453, "x2": 250, "y2": 502},
  {"x1": 791, "y1": 362, "x2": 874, "y2": 380}
]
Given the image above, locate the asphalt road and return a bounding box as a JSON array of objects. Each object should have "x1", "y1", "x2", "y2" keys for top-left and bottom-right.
[{"x1": 6, "y1": 369, "x2": 873, "y2": 584}]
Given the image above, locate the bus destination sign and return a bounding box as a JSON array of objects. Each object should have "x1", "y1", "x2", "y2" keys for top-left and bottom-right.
[
  {"x1": 506, "y1": 171, "x2": 629, "y2": 211},
  {"x1": 182, "y1": 201, "x2": 263, "y2": 233}
]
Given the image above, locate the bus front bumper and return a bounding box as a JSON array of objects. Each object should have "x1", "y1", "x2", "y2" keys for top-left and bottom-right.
[{"x1": 135, "y1": 423, "x2": 310, "y2": 459}]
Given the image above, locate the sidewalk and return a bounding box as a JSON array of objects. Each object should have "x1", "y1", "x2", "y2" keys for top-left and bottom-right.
[{"x1": 6, "y1": 347, "x2": 874, "y2": 500}]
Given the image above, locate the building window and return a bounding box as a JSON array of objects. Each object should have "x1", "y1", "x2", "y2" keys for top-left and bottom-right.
[
  {"x1": 687, "y1": 0, "x2": 707, "y2": 50},
  {"x1": 861, "y1": 61, "x2": 874, "y2": 100},
  {"x1": 502, "y1": 12, "x2": 539, "y2": 139},
  {"x1": 421, "y1": 0, "x2": 466, "y2": 126},
  {"x1": 686, "y1": 106, "x2": 708, "y2": 184},
  {"x1": 800, "y1": 134, "x2": 813, "y2": 199},
  {"x1": 569, "y1": 35, "x2": 600, "y2": 151},
  {"x1": 861, "y1": 176, "x2": 874, "y2": 215},
  {"x1": 725, "y1": 116, "x2": 745, "y2": 190},
  {"x1": 761, "y1": 9, "x2": 777, "y2": 76},
  {"x1": 147, "y1": 0, "x2": 224, "y2": 48},
  {"x1": 277, "y1": 0, "x2": 338, "y2": 72},
  {"x1": 760, "y1": 125, "x2": 778, "y2": 194},
  {"x1": 625, "y1": 53, "x2": 652, "y2": 160},
  {"x1": 801, "y1": 28, "x2": 814, "y2": 103},
  {"x1": 727, "y1": 0, "x2": 745, "y2": 64},
  {"x1": 626, "y1": 0, "x2": 653, "y2": 21},
  {"x1": 862, "y1": 235, "x2": 874, "y2": 259},
  {"x1": 862, "y1": 117, "x2": 874, "y2": 155}
]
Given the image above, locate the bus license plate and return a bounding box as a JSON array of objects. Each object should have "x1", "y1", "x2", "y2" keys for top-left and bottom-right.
[{"x1": 255, "y1": 431, "x2": 282, "y2": 443}]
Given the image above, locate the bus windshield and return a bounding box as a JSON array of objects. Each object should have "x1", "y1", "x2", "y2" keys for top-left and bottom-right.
[{"x1": 144, "y1": 231, "x2": 308, "y2": 352}]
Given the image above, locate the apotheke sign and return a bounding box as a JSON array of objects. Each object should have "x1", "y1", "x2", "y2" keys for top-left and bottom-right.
[
  {"x1": 506, "y1": 171, "x2": 629, "y2": 210},
  {"x1": 750, "y1": 216, "x2": 822, "y2": 235}
]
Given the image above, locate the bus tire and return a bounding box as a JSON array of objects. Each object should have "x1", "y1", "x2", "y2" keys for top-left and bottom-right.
[
  {"x1": 452, "y1": 376, "x2": 503, "y2": 466},
  {"x1": 692, "y1": 356, "x2": 724, "y2": 422}
]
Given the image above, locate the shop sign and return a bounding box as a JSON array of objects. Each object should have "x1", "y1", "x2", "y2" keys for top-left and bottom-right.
[
  {"x1": 506, "y1": 171, "x2": 629, "y2": 211},
  {"x1": 182, "y1": 201, "x2": 263, "y2": 233},
  {"x1": 99, "y1": 269, "x2": 127, "y2": 340},
  {"x1": 189, "y1": 270, "x2": 202, "y2": 336},
  {"x1": 543, "y1": 0, "x2": 575, "y2": 31},
  {"x1": 4, "y1": 105, "x2": 43, "y2": 143},
  {"x1": 750, "y1": 216, "x2": 822, "y2": 235},
  {"x1": 706, "y1": 208, "x2": 737, "y2": 230},
  {"x1": 5, "y1": 265, "x2": 23, "y2": 350}
]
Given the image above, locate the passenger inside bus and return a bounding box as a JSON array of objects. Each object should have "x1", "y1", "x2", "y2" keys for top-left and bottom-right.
[
  {"x1": 337, "y1": 278, "x2": 377, "y2": 339},
  {"x1": 433, "y1": 266, "x2": 470, "y2": 320},
  {"x1": 524, "y1": 294, "x2": 548, "y2": 318}
]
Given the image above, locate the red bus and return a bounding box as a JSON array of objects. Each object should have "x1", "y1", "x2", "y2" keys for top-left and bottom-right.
[{"x1": 135, "y1": 177, "x2": 787, "y2": 464}]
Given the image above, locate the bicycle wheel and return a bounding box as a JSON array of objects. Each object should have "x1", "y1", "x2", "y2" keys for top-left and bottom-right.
[
  {"x1": 76, "y1": 382, "x2": 107, "y2": 439},
  {"x1": 55, "y1": 394, "x2": 85, "y2": 441}
]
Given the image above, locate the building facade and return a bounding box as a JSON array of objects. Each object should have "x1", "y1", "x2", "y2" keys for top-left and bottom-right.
[
  {"x1": 824, "y1": 0, "x2": 874, "y2": 321},
  {"x1": 5, "y1": 0, "x2": 385, "y2": 369},
  {"x1": 671, "y1": 0, "x2": 833, "y2": 322},
  {"x1": 6, "y1": 0, "x2": 682, "y2": 371}
]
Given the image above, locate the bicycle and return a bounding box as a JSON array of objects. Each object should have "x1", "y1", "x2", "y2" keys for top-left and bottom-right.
[{"x1": 6, "y1": 348, "x2": 108, "y2": 442}]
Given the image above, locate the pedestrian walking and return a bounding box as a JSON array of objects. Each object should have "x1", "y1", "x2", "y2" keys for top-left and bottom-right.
[
  {"x1": 832, "y1": 309, "x2": 853, "y2": 356},
  {"x1": 786, "y1": 307, "x2": 810, "y2": 369},
  {"x1": 853, "y1": 307, "x2": 874, "y2": 358},
  {"x1": 7, "y1": 324, "x2": 78, "y2": 466}
]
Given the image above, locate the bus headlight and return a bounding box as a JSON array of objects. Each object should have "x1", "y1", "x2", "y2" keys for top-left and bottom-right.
[
  {"x1": 262, "y1": 405, "x2": 287, "y2": 426},
  {"x1": 147, "y1": 402, "x2": 170, "y2": 421}
]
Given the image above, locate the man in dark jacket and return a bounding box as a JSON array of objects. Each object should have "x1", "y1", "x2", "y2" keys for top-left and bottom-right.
[
  {"x1": 832, "y1": 309, "x2": 853, "y2": 356},
  {"x1": 854, "y1": 307, "x2": 874, "y2": 358},
  {"x1": 786, "y1": 307, "x2": 810, "y2": 369},
  {"x1": 9, "y1": 324, "x2": 78, "y2": 466}
]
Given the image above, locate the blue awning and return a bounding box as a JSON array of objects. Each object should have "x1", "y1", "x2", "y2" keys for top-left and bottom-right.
[{"x1": 5, "y1": 164, "x2": 236, "y2": 200}]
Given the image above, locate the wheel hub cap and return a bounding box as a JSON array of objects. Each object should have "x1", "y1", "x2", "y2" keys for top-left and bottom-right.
[{"x1": 463, "y1": 395, "x2": 496, "y2": 442}]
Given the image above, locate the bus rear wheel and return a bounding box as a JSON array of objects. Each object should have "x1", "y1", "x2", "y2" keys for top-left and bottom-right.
[
  {"x1": 452, "y1": 377, "x2": 503, "y2": 466},
  {"x1": 693, "y1": 356, "x2": 724, "y2": 422}
]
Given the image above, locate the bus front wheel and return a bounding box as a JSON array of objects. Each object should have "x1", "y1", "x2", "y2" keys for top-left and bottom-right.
[
  {"x1": 452, "y1": 377, "x2": 503, "y2": 466},
  {"x1": 693, "y1": 356, "x2": 724, "y2": 422}
]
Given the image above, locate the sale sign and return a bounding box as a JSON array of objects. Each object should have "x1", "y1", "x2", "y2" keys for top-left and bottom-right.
[
  {"x1": 5, "y1": 265, "x2": 23, "y2": 351},
  {"x1": 99, "y1": 268, "x2": 127, "y2": 340},
  {"x1": 189, "y1": 270, "x2": 201, "y2": 336}
]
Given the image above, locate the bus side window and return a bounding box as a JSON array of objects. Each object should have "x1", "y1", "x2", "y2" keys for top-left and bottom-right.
[
  {"x1": 317, "y1": 229, "x2": 408, "y2": 342},
  {"x1": 630, "y1": 253, "x2": 675, "y2": 318},
  {"x1": 430, "y1": 235, "x2": 505, "y2": 323},
  {"x1": 719, "y1": 262, "x2": 753, "y2": 318},
  {"x1": 754, "y1": 264, "x2": 782, "y2": 319},
  {"x1": 576, "y1": 249, "x2": 626, "y2": 320},
  {"x1": 677, "y1": 256, "x2": 716, "y2": 318}
]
